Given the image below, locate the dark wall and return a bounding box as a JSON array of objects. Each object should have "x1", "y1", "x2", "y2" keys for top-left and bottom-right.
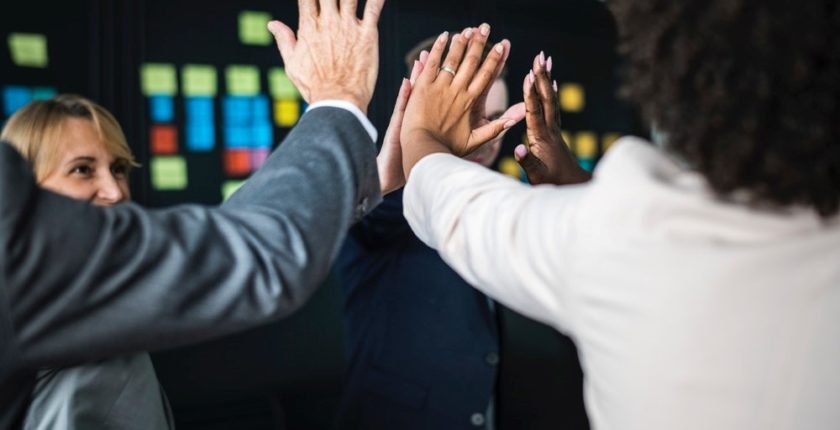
[{"x1": 2, "y1": 1, "x2": 643, "y2": 429}]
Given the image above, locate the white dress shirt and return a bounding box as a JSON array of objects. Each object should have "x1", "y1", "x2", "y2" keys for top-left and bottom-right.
[{"x1": 404, "y1": 137, "x2": 840, "y2": 430}]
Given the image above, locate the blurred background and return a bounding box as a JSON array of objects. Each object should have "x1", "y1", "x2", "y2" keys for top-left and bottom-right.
[{"x1": 1, "y1": 0, "x2": 645, "y2": 428}]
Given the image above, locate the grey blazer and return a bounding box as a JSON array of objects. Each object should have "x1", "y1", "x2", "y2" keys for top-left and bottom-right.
[{"x1": 0, "y1": 107, "x2": 381, "y2": 429}]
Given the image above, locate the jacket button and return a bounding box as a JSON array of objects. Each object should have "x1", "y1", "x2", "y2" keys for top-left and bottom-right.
[
  {"x1": 471, "y1": 413, "x2": 486, "y2": 427},
  {"x1": 485, "y1": 352, "x2": 499, "y2": 366}
]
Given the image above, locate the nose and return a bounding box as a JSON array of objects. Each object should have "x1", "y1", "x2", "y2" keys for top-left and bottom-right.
[{"x1": 94, "y1": 174, "x2": 127, "y2": 206}]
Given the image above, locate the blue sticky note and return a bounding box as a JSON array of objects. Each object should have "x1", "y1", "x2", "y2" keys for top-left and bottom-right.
[
  {"x1": 252, "y1": 123, "x2": 273, "y2": 148},
  {"x1": 31, "y1": 87, "x2": 56, "y2": 101},
  {"x1": 225, "y1": 125, "x2": 251, "y2": 148},
  {"x1": 3, "y1": 86, "x2": 33, "y2": 117},
  {"x1": 223, "y1": 96, "x2": 252, "y2": 125},
  {"x1": 185, "y1": 97, "x2": 214, "y2": 122},
  {"x1": 186, "y1": 124, "x2": 215, "y2": 151},
  {"x1": 149, "y1": 95, "x2": 174, "y2": 123},
  {"x1": 578, "y1": 158, "x2": 596, "y2": 172},
  {"x1": 252, "y1": 95, "x2": 270, "y2": 120}
]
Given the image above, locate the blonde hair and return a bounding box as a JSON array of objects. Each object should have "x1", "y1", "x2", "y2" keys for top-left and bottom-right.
[{"x1": 0, "y1": 94, "x2": 138, "y2": 182}]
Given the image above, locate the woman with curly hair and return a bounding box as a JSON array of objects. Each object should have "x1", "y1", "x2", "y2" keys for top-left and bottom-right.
[{"x1": 397, "y1": 1, "x2": 840, "y2": 429}]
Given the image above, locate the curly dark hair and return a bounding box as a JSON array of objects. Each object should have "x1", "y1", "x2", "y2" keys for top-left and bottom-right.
[{"x1": 609, "y1": 0, "x2": 840, "y2": 217}]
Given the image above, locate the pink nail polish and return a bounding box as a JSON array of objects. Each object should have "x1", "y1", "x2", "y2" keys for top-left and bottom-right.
[
  {"x1": 553, "y1": 80, "x2": 558, "y2": 92},
  {"x1": 539, "y1": 51, "x2": 545, "y2": 66},
  {"x1": 547, "y1": 56, "x2": 553, "y2": 73},
  {"x1": 438, "y1": 31, "x2": 449, "y2": 43},
  {"x1": 529, "y1": 70, "x2": 535, "y2": 84},
  {"x1": 480, "y1": 23, "x2": 490, "y2": 36}
]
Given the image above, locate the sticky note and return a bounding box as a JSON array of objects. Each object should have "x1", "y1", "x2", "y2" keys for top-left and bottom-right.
[
  {"x1": 8, "y1": 33, "x2": 48, "y2": 68},
  {"x1": 499, "y1": 157, "x2": 522, "y2": 179},
  {"x1": 151, "y1": 156, "x2": 188, "y2": 190},
  {"x1": 186, "y1": 124, "x2": 215, "y2": 151},
  {"x1": 252, "y1": 123, "x2": 273, "y2": 148},
  {"x1": 559, "y1": 83, "x2": 585, "y2": 113},
  {"x1": 150, "y1": 125, "x2": 179, "y2": 155},
  {"x1": 578, "y1": 158, "x2": 595, "y2": 172},
  {"x1": 226, "y1": 65, "x2": 260, "y2": 96},
  {"x1": 221, "y1": 180, "x2": 246, "y2": 201},
  {"x1": 274, "y1": 99, "x2": 300, "y2": 127},
  {"x1": 185, "y1": 97, "x2": 214, "y2": 123},
  {"x1": 149, "y1": 95, "x2": 175, "y2": 123},
  {"x1": 574, "y1": 132, "x2": 598, "y2": 159},
  {"x1": 182, "y1": 65, "x2": 217, "y2": 97},
  {"x1": 141, "y1": 63, "x2": 177, "y2": 96},
  {"x1": 31, "y1": 87, "x2": 56, "y2": 101},
  {"x1": 3, "y1": 86, "x2": 33, "y2": 117},
  {"x1": 224, "y1": 149, "x2": 253, "y2": 176},
  {"x1": 251, "y1": 148, "x2": 271, "y2": 170},
  {"x1": 224, "y1": 125, "x2": 250, "y2": 148},
  {"x1": 223, "y1": 96, "x2": 252, "y2": 124},
  {"x1": 602, "y1": 133, "x2": 621, "y2": 153},
  {"x1": 239, "y1": 11, "x2": 273, "y2": 46},
  {"x1": 268, "y1": 68, "x2": 300, "y2": 99}
]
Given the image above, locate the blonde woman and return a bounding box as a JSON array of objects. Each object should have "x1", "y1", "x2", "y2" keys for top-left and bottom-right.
[{"x1": 1, "y1": 95, "x2": 173, "y2": 429}]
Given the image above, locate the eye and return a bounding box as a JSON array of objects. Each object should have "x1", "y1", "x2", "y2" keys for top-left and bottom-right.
[
  {"x1": 70, "y1": 165, "x2": 94, "y2": 176},
  {"x1": 111, "y1": 162, "x2": 130, "y2": 178}
]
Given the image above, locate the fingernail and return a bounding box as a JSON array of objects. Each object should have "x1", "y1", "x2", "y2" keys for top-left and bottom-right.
[
  {"x1": 451, "y1": 34, "x2": 461, "y2": 44},
  {"x1": 480, "y1": 23, "x2": 491, "y2": 36},
  {"x1": 464, "y1": 28, "x2": 474, "y2": 39},
  {"x1": 529, "y1": 70, "x2": 535, "y2": 84},
  {"x1": 420, "y1": 50, "x2": 429, "y2": 63},
  {"x1": 438, "y1": 31, "x2": 449, "y2": 43},
  {"x1": 553, "y1": 80, "x2": 558, "y2": 92},
  {"x1": 495, "y1": 43, "x2": 504, "y2": 54},
  {"x1": 266, "y1": 21, "x2": 279, "y2": 33},
  {"x1": 547, "y1": 56, "x2": 553, "y2": 73},
  {"x1": 539, "y1": 51, "x2": 545, "y2": 66},
  {"x1": 515, "y1": 145, "x2": 528, "y2": 159}
]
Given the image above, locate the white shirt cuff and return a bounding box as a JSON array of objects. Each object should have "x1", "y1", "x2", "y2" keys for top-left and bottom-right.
[{"x1": 306, "y1": 100, "x2": 378, "y2": 143}]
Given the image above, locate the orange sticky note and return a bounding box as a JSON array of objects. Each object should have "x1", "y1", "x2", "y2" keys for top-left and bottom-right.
[
  {"x1": 150, "y1": 125, "x2": 178, "y2": 155},
  {"x1": 224, "y1": 149, "x2": 253, "y2": 177}
]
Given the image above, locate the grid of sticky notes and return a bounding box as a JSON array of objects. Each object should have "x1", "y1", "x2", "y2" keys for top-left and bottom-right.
[
  {"x1": 2, "y1": 85, "x2": 56, "y2": 118},
  {"x1": 141, "y1": 63, "x2": 187, "y2": 191},
  {"x1": 7, "y1": 33, "x2": 48, "y2": 68},
  {"x1": 222, "y1": 65, "x2": 272, "y2": 177}
]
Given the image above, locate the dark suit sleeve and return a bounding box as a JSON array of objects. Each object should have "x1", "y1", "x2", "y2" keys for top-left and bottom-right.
[{"x1": 0, "y1": 107, "x2": 380, "y2": 375}]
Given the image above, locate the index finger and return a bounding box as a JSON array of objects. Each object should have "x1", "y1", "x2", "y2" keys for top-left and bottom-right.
[
  {"x1": 467, "y1": 41, "x2": 506, "y2": 96},
  {"x1": 363, "y1": 0, "x2": 385, "y2": 26}
]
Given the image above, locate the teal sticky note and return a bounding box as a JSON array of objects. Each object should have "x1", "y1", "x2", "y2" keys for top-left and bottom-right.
[
  {"x1": 8, "y1": 33, "x2": 48, "y2": 68},
  {"x1": 31, "y1": 87, "x2": 57, "y2": 101},
  {"x1": 221, "y1": 180, "x2": 246, "y2": 201},
  {"x1": 268, "y1": 68, "x2": 300, "y2": 99},
  {"x1": 226, "y1": 65, "x2": 260, "y2": 96},
  {"x1": 141, "y1": 64, "x2": 178, "y2": 96},
  {"x1": 239, "y1": 11, "x2": 273, "y2": 46},
  {"x1": 182, "y1": 65, "x2": 217, "y2": 97},
  {"x1": 151, "y1": 156, "x2": 188, "y2": 190}
]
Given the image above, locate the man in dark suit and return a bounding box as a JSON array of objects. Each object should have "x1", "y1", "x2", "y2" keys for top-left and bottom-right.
[{"x1": 0, "y1": 1, "x2": 385, "y2": 428}]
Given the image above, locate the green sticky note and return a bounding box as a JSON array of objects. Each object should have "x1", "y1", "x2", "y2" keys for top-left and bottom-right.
[
  {"x1": 268, "y1": 68, "x2": 300, "y2": 99},
  {"x1": 226, "y1": 65, "x2": 260, "y2": 96},
  {"x1": 182, "y1": 65, "x2": 217, "y2": 97},
  {"x1": 221, "y1": 180, "x2": 246, "y2": 201},
  {"x1": 31, "y1": 87, "x2": 57, "y2": 101},
  {"x1": 141, "y1": 64, "x2": 177, "y2": 96},
  {"x1": 151, "y1": 156, "x2": 188, "y2": 190},
  {"x1": 8, "y1": 33, "x2": 48, "y2": 68},
  {"x1": 239, "y1": 11, "x2": 273, "y2": 46}
]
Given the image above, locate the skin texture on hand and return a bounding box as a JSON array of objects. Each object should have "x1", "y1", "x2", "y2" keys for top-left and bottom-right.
[
  {"x1": 516, "y1": 52, "x2": 592, "y2": 185},
  {"x1": 400, "y1": 25, "x2": 526, "y2": 178},
  {"x1": 267, "y1": 0, "x2": 385, "y2": 114},
  {"x1": 377, "y1": 60, "x2": 424, "y2": 195}
]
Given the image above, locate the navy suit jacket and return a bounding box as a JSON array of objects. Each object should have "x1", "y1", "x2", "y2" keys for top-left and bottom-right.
[{"x1": 334, "y1": 189, "x2": 500, "y2": 429}]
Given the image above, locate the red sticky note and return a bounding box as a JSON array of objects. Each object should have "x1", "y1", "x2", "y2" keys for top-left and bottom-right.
[
  {"x1": 224, "y1": 149, "x2": 252, "y2": 177},
  {"x1": 150, "y1": 125, "x2": 178, "y2": 155}
]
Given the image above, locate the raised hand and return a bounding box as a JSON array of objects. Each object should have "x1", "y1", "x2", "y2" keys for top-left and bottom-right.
[
  {"x1": 515, "y1": 52, "x2": 591, "y2": 185},
  {"x1": 400, "y1": 24, "x2": 526, "y2": 175},
  {"x1": 267, "y1": 0, "x2": 385, "y2": 113},
  {"x1": 377, "y1": 60, "x2": 425, "y2": 195}
]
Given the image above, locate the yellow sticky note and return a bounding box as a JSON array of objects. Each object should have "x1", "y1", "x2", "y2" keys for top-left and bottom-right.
[
  {"x1": 274, "y1": 99, "x2": 300, "y2": 127},
  {"x1": 268, "y1": 68, "x2": 300, "y2": 99},
  {"x1": 141, "y1": 64, "x2": 177, "y2": 96},
  {"x1": 602, "y1": 133, "x2": 622, "y2": 153},
  {"x1": 221, "y1": 180, "x2": 246, "y2": 201},
  {"x1": 499, "y1": 157, "x2": 522, "y2": 179},
  {"x1": 574, "y1": 132, "x2": 598, "y2": 158},
  {"x1": 559, "y1": 83, "x2": 585, "y2": 112},
  {"x1": 226, "y1": 65, "x2": 260, "y2": 96},
  {"x1": 182, "y1": 65, "x2": 217, "y2": 97},
  {"x1": 8, "y1": 33, "x2": 48, "y2": 68},
  {"x1": 239, "y1": 11, "x2": 273, "y2": 46},
  {"x1": 151, "y1": 156, "x2": 188, "y2": 190}
]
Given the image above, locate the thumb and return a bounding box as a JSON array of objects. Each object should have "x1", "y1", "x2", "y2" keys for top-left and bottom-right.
[
  {"x1": 466, "y1": 117, "x2": 519, "y2": 153},
  {"x1": 514, "y1": 144, "x2": 547, "y2": 184},
  {"x1": 267, "y1": 20, "x2": 297, "y2": 62}
]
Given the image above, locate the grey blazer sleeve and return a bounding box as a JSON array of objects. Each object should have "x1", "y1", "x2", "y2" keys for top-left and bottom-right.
[{"x1": 0, "y1": 107, "x2": 380, "y2": 376}]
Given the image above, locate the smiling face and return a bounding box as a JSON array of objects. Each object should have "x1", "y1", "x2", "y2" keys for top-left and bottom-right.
[
  {"x1": 463, "y1": 78, "x2": 510, "y2": 168},
  {"x1": 40, "y1": 118, "x2": 132, "y2": 206}
]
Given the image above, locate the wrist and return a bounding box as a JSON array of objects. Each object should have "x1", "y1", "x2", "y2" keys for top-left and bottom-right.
[{"x1": 309, "y1": 91, "x2": 369, "y2": 114}]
